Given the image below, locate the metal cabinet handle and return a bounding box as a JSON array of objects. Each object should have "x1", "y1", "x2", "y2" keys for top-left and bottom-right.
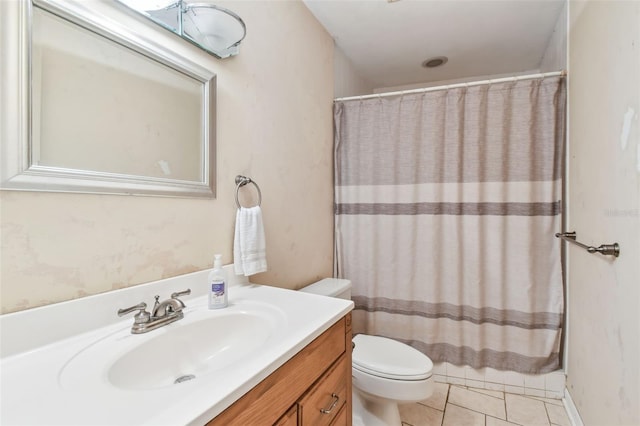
[{"x1": 319, "y1": 393, "x2": 340, "y2": 414}]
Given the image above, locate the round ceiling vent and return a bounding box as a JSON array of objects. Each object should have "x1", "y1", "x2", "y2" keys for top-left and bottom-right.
[{"x1": 422, "y1": 56, "x2": 448, "y2": 68}]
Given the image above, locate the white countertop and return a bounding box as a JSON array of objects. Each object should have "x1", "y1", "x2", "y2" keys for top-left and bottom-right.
[{"x1": 0, "y1": 268, "x2": 353, "y2": 425}]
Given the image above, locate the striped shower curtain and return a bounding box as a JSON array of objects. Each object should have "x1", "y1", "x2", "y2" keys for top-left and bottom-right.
[{"x1": 334, "y1": 76, "x2": 566, "y2": 374}]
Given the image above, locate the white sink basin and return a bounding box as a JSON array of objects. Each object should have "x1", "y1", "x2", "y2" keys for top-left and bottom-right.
[
  {"x1": 109, "y1": 312, "x2": 273, "y2": 390},
  {"x1": 59, "y1": 301, "x2": 286, "y2": 391}
]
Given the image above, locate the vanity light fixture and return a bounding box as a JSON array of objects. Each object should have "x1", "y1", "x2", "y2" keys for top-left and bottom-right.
[{"x1": 119, "y1": 0, "x2": 246, "y2": 59}]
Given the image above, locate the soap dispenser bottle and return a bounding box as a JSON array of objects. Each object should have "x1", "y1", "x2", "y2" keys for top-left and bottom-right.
[{"x1": 208, "y1": 254, "x2": 227, "y2": 309}]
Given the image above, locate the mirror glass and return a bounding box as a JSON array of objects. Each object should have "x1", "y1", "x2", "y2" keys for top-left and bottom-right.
[
  {"x1": 33, "y1": 8, "x2": 204, "y2": 181},
  {"x1": 1, "y1": 0, "x2": 216, "y2": 198}
]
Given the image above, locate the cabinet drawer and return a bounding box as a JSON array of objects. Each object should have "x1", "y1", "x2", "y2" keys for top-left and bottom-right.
[
  {"x1": 330, "y1": 403, "x2": 347, "y2": 426},
  {"x1": 298, "y1": 355, "x2": 348, "y2": 426}
]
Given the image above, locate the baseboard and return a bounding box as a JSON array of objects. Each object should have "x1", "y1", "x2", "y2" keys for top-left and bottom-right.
[{"x1": 563, "y1": 387, "x2": 585, "y2": 426}]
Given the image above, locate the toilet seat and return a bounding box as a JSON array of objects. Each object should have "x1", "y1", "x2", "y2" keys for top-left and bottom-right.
[{"x1": 352, "y1": 334, "x2": 433, "y2": 381}]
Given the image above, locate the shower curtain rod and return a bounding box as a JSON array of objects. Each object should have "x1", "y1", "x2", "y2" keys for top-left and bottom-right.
[{"x1": 334, "y1": 70, "x2": 567, "y2": 102}]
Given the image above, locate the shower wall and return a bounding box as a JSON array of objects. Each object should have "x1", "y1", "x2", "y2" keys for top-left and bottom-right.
[
  {"x1": 334, "y1": 46, "x2": 373, "y2": 98},
  {"x1": 567, "y1": 1, "x2": 640, "y2": 424},
  {"x1": 539, "y1": 0, "x2": 567, "y2": 73}
]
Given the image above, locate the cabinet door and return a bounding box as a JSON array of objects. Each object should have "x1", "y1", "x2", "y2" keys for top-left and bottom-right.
[
  {"x1": 274, "y1": 405, "x2": 298, "y2": 426},
  {"x1": 298, "y1": 355, "x2": 348, "y2": 426}
]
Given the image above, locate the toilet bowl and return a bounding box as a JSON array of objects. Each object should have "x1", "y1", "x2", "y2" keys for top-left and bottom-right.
[{"x1": 299, "y1": 278, "x2": 434, "y2": 426}]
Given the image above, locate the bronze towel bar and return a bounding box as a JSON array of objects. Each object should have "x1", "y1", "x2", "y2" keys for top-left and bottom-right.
[{"x1": 555, "y1": 231, "x2": 620, "y2": 257}]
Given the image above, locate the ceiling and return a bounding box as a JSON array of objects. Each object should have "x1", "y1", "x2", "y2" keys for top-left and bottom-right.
[{"x1": 303, "y1": 0, "x2": 566, "y2": 89}]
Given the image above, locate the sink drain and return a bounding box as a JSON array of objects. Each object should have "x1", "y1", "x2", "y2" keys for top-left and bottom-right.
[{"x1": 174, "y1": 374, "x2": 196, "y2": 384}]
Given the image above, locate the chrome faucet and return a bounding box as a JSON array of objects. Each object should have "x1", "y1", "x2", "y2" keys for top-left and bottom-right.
[{"x1": 118, "y1": 289, "x2": 191, "y2": 334}]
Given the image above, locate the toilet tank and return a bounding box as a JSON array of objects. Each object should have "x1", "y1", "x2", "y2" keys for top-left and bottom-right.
[{"x1": 299, "y1": 278, "x2": 352, "y2": 300}]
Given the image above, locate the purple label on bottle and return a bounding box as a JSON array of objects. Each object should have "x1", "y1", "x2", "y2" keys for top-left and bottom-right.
[{"x1": 211, "y1": 281, "x2": 225, "y2": 296}]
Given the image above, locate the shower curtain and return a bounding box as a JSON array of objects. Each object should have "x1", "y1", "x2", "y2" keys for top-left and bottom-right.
[{"x1": 334, "y1": 76, "x2": 566, "y2": 374}]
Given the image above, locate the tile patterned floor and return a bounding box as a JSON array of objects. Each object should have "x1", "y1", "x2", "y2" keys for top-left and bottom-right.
[{"x1": 399, "y1": 383, "x2": 572, "y2": 426}]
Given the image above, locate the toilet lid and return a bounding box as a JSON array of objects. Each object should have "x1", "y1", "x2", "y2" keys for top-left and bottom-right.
[{"x1": 352, "y1": 334, "x2": 433, "y2": 380}]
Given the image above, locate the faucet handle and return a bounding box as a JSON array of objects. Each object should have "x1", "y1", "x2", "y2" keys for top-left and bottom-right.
[
  {"x1": 171, "y1": 289, "x2": 191, "y2": 299},
  {"x1": 170, "y1": 289, "x2": 190, "y2": 310},
  {"x1": 117, "y1": 302, "x2": 151, "y2": 324},
  {"x1": 117, "y1": 302, "x2": 146, "y2": 316}
]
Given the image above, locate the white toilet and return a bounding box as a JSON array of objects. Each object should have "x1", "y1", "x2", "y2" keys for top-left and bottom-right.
[{"x1": 300, "y1": 278, "x2": 433, "y2": 426}]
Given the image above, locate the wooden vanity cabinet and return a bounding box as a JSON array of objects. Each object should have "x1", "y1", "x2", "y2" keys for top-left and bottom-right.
[{"x1": 208, "y1": 313, "x2": 352, "y2": 426}]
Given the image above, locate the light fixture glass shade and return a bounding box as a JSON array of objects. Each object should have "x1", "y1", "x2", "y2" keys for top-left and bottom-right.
[
  {"x1": 145, "y1": 3, "x2": 180, "y2": 33},
  {"x1": 182, "y1": 4, "x2": 246, "y2": 58},
  {"x1": 117, "y1": 0, "x2": 246, "y2": 59}
]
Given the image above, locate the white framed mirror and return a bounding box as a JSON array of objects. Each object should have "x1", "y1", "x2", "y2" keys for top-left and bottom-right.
[{"x1": 0, "y1": 0, "x2": 216, "y2": 198}]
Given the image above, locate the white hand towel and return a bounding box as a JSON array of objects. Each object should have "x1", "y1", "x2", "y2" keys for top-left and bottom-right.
[{"x1": 234, "y1": 206, "x2": 268, "y2": 276}]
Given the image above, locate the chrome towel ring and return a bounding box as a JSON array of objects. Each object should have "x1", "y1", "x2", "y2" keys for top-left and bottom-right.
[{"x1": 235, "y1": 175, "x2": 262, "y2": 209}]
